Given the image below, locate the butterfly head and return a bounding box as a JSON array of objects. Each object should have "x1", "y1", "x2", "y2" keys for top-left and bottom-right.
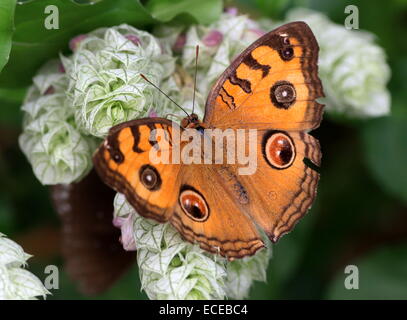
[{"x1": 181, "y1": 113, "x2": 203, "y2": 130}]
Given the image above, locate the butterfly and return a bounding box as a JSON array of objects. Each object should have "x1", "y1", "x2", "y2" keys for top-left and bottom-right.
[{"x1": 93, "y1": 21, "x2": 324, "y2": 260}]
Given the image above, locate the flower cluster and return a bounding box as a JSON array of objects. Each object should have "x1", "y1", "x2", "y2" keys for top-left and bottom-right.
[
  {"x1": 19, "y1": 60, "x2": 96, "y2": 185},
  {"x1": 19, "y1": 25, "x2": 177, "y2": 185},
  {"x1": 225, "y1": 246, "x2": 270, "y2": 299},
  {"x1": 113, "y1": 193, "x2": 270, "y2": 300},
  {"x1": 286, "y1": 8, "x2": 391, "y2": 117},
  {"x1": 64, "y1": 25, "x2": 175, "y2": 137},
  {"x1": 0, "y1": 233, "x2": 49, "y2": 300},
  {"x1": 113, "y1": 193, "x2": 226, "y2": 299}
]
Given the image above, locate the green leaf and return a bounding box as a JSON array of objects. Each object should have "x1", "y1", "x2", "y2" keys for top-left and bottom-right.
[
  {"x1": 0, "y1": 195, "x2": 16, "y2": 235},
  {"x1": 254, "y1": 0, "x2": 290, "y2": 19},
  {"x1": 145, "y1": 0, "x2": 222, "y2": 24},
  {"x1": 361, "y1": 115, "x2": 407, "y2": 204},
  {"x1": 0, "y1": 0, "x2": 16, "y2": 73},
  {"x1": 0, "y1": 87, "x2": 26, "y2": 125},
  {"x1": 1, "y1": 0, "x2": 225, "y2": 88},
  {"x1": 326, "y1": 244, "x2": 407, "y2": 299},
  {"x1": 70, "y1": 0, "x2": 104, "y2": 4},
  {"x1": 0, "y1": 0, "x2": 154, "y2": 88}
]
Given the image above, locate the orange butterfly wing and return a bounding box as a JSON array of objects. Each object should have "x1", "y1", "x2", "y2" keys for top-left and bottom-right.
[
  {"x1": 93, "y1": 118, "x2": 182, "y2": 223},
  {"x1": 93, "y1": 119, "x2": 264, "y2": 259},
  {"x1": 214, "y1": 130, "x2": 321, "y2": 244},
  {"x1": 202, "y1": 22, "x2": 324, "y2": 245},
  {"x1": 204, "y1": 21, "x2": 324, "y2": 131},
  {"x1": 170, "y1": 163, "x2": 264, "y2": 258}
]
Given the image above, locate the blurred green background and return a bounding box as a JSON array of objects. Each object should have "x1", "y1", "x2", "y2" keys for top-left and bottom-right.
[{"x1": 0, "y1": 0, "x2": 406, "y2": 299}]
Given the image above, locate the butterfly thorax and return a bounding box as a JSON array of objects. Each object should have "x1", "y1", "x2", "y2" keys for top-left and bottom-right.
[{"x1": 181, "y1": 113, "x2": 205, "y2": 132}]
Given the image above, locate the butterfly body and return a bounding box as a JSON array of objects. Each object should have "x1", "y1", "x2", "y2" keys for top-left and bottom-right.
[
  {"x1": 93, "y1": 22, "x2": 324, "y2": 260},
  {"x1": 180, "y1": 113, "x2": 203, "y2": 129}
]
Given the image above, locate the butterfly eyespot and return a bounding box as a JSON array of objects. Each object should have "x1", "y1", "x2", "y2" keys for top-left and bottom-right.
[
  {"x1": 139, "y1": 165, "x2": 161, "y2": 191},
  {"x1": 270, "y1": 81, "x2": 296, "y2": 109},
  {"x1": 179, "y1": 188, "x2": 209, "y2": 222},
  {"x1": 280, "y1": 47, "x2": 294, "y2": 60},
  {"x1": 281, "y1": 36, "x2": 290, "y2": 45},
  {"x1": 107, "y1": 145, "x2": 124, "y2": 163},
  {"x1": 263, "y1": 131, "x2": 296, "y2": 169},
  {"x1": 105, "y1": 134, "x2": 125, "y2": 164},
  {"x1": 112, "y1": 153, "x2": 124, "y2": 163}
]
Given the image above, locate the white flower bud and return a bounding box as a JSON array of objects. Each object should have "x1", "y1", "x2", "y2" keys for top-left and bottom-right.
[
  {"x1": 0, "y1": 233, "x2": 49, "y2": 300},
  {"x1": 225, "y1": 246, "x2": 271, "y2": 299},
  {"x1": 286, "y1": 8, "x2": 391, "y2": 117},
  {"x1": 114, "y1": 193, "x2": 227, "y2": 300},
  {"x1": 19, "y1": 60, "x2": 95, "y2": 185},
  {"x1": 181, "y1": 12, "x2": 266, "y2": 96},
  {"x1": 113, "y1": 193, "x2": 270, "y2": 300},
  {"x1": 65, "y1": 25, "x2": 176, "y2": 137}
]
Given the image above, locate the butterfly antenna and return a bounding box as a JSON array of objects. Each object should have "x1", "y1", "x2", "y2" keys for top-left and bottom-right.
[
  {"x1": 192, "y1": 45, "x2": 199, "y2": 116},
  {"x1": 140, "y1": 74, "x2": 189, "y2": 118}
]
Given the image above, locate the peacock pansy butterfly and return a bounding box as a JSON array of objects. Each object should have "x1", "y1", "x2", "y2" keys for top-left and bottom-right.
[{"x1": 93, "y1": 22, "x2": 324, "y2": 260}]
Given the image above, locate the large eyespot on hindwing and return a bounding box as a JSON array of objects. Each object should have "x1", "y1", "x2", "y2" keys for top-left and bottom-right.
[
  {"x1": 262, "y1": 131, "x2": 296, "y2": 170},
  {"x1": 179, "y1": 186, "x2": 210, "y2": 222},
  {"x1": 270, "y1": 80, "x2": 296, "y2": 109},
  {"x1": 139, "y1": 164, "x2": 162, "y2": 191}
]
